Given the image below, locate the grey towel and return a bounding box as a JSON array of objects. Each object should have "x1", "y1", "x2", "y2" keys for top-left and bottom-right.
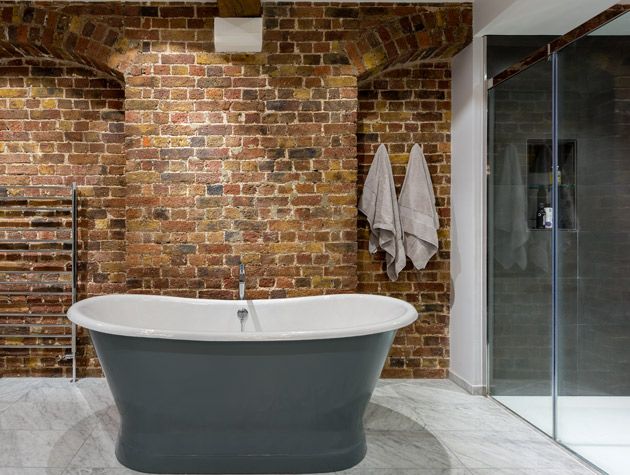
[
  {"x1": 359, "y1": 144, "x2": 406, "y2": 281},
  {"x1": 398, "y1": 144, "x2": 439, "y2": 269},
  {"x1": 494, "y1": 143, "x2": 529, "y2": 270}
]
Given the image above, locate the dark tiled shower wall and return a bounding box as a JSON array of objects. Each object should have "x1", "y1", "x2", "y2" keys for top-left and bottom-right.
[
  {"x1": 491, "y1": 35, "x2": 630, "y2": 397},
  {"x1": 560, "y1": 36, "x2": 630, "y2": 396},
  {"x1": 490, "y1": 62, "x2": 555, "y2": 395},
  {"x1": 486, "y1": 35, "x2": 555, "y2": 79}
]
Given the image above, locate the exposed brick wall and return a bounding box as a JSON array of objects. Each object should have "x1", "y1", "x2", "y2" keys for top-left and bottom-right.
[
  {"x1": 0, "y1": 58, "x2": 125, "y2": 376},
  {"x1": 358, "y1": 62, "x2": 452, "y2": 378},
  {"x1": 0, "y1": 2, "x2": 132, "y2": 80},
  {"x1": 123, "y1": 3, "x2": 359, "y2": 297},
  {"x1": 0, "y1": 2, "x2": 471, "y2": 377},
  {"x1": 345, "y1": 4, "x2": 472, "y2": 79}
]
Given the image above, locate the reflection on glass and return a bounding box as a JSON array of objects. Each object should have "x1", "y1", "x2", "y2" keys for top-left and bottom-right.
[
  {"x1": 557, "y1": 11, "x2": 630, "y2": 475},
  {"x1": 488, "y1": 59, "x2": 554, "y2": 436},
  {"x1": 489, "y1": 10, "x2": 630, "y2": 475}
]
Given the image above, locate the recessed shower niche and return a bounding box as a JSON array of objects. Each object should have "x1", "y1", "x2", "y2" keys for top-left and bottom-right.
[{"x1": 527, "y1": 139, "x2": 577, "y2": 230}]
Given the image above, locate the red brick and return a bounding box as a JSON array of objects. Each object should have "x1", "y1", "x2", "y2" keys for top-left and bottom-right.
[{"x1": 0, "y1": 2, "x2": 472, "y2": 379}]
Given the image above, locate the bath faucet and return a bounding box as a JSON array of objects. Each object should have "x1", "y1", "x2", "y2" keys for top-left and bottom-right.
[
  {"x1": 237, "y1": 307, "x2": 248, "y2": 332},
  {"x1": 239, "y1": 262, "x2": 246, "y2": 300},
  {"x1": 237, "y1": 262, "x2": 248, "y2": 331}
]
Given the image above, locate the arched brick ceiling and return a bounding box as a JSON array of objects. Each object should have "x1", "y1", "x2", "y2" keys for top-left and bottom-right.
[
  {"x1": 0, "y1": 3, "x2": 135, "y2": 81},
  {"x1": 344, "y1": 8, "x2": 473, "y2": 80}
]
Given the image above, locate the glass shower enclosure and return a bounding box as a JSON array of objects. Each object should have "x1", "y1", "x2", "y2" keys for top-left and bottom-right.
[{"x1": 487, "y1": 10, "x2": 630, "y2": 475}]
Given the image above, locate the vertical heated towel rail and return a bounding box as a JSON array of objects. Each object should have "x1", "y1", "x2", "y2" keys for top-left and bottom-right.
[{"x1": 0, "y1": 184, "x2": 78, "y2": 380}]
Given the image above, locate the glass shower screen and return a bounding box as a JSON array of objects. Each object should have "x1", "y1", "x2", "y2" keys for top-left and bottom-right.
[
  {"x1": 556, "y1": 13, "x2": 630, "y2": 474},
  {"x1": 487, "y1": 10, "x2": 630, "y2": 475},
  {"x1": 487, "y1": 58, "x2": 554, "y2": 436}
]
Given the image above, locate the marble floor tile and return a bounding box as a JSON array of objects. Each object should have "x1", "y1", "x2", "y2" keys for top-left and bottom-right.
[
  {"x1": 0, "y1": 430, "x2": 85, "y2": 468},
  {"x1": 363, "y1": 402, "x2": 425, "y2": 431},
  {"x1": 368, "y1": 386, "x2": 501, "y2": 435},
  {"x1": 374, "y1": 379, "x2": 409, "y2": 388},
  {"x1": 368, "y1": 392, "x2": 424, "y2": 419},
  {"x1": 400, "y1": 379, "x2": 469, "y2": 393},
  {"x1": 91, "y1": 405, "x2": 120, "y2": 438},
  {"x1": 74, "y1": 380, "x2": 115, "y2": 410},
  {"x1": 0, "y1": 379, "x2": 45, "y2": 403},
  {"x1": 0, "y1": 469, "x2": 64, "y2": 475},
  {"x1": 386, "y1": 383, "x2": 484, "y2": 407},
  {"x1": 338, "y1": 468, "x2": 472, "y2": 475},
  {"x1": 470, "y1": 467, "x2": 599, "y2": 475},
  {"x1": 358, "y1": 430, "x2": 464, "y2": 470},
  {"x1": 67, "y1": 431, "x2": 119, "y2": 469},
  {"x1": 411, "y1": 402, "x2": 532, "y2": 432},
  {"x1": 470, "y1": 469, "x2": 596, "y2": 475},
  {"x1": 0, "y1": 400, "x2": 97, "y2": 436},
  {"x1": 20, "y1": 382, "x2": 86, "y2": 405},
  {"x1": 63, "y1": 469, "x2": 144, "y2": 475},
  {"x1": 434, "y1": 430, "x2": 593, "y2": 471},
  {"x1": 0, "y1": 378, "x2": 595, "y2": 475}
]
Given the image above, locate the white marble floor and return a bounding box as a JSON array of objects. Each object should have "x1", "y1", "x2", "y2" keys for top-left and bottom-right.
[
  {"x1": 0, "y1": 378, "x2": 599, "y2": 475},
  {"x1": 495, "y1": 395, "x2": 630, "y2": 475}
]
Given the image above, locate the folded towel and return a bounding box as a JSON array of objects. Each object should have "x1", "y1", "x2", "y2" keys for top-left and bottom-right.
[
  {"x1": 494, "y1": 143, "x2": 529, "y2": 270},
  {"x1": 359, "y1": 144, "x2": 406, "y2": 281},
  {"x1": 398, "y1": 144, "x2": 439, "y2": 269}
]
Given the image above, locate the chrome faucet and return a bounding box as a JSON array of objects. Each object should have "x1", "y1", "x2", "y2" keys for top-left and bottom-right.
[
  {"x1": 237, "y1": 307, "x2": 248, "y2": 332},
  {"x1": 238, "y1": 262, "x2": 246, "y2": 300},
  {"x1": 237, "y1": 262, "x2": 248, "y2": 331}
]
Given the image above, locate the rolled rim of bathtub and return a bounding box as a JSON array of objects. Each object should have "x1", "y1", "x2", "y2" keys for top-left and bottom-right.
[{"x1": 67, "y1": 293, "x2": 418, "y2": 342}]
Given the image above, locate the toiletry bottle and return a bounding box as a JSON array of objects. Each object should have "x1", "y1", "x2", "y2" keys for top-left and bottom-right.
[
  {"x1": 544, "y1": 207, "x2": 553, "y2": 229},
  {"x1": 536, "y1": 203, "x2": 546, "y2": 229}
]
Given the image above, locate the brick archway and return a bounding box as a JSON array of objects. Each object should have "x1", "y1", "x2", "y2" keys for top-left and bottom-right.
[
  {"x1": 344, "y1": 8, "x2": 472, "y2": 80},
  {"x1": 0, "y1": 3, "x2": 134, "y2": 80}
]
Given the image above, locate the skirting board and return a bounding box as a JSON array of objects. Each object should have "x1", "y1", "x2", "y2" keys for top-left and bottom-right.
[{"x1": 449, "y1": 371, "x2": 486, "y2": 396}]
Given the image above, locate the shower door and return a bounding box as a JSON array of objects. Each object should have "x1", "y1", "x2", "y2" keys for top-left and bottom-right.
[
  {"x1": 488, "y1": 10, "x2": 630, "y2": 475},
  {"x1": 487, "y1": 59, "x2": 554, "y2": 435},
  {"x1": 556, "y1": 13, "x2": 630, "y2": 475}
]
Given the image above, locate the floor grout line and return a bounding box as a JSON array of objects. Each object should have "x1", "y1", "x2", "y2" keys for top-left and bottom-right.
[{"x1": 60, "y1": 392, "x2": 105, "y2": 475}]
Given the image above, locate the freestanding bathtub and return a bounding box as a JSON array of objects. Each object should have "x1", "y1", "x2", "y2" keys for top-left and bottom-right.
[{"x1": 68, "y1": 293, "x2": 417, "y2": 474}]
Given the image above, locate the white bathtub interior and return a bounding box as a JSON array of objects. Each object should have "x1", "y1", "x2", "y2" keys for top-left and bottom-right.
[{"x1": 68, "y1": 293, "x2": 417, "y2": 341}]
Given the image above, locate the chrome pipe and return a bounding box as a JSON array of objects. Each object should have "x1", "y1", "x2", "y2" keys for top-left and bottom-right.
[{"x1": 238, "y1": 262, "x2": 246, "y2": 300}]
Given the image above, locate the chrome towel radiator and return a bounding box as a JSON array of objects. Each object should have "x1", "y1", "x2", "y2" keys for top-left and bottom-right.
[{"x1": 0, "y1": 184, "x2": 78, "y2": 380}]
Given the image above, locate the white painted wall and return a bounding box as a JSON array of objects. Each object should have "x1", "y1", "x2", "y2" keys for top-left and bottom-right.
[
  {"x1": 473, "y1": 0, "x2": 517, "y2": 36},
  {"x1": 474, "y1": 0, "x2": 619, "y2": 36},
  {"x1": 449, "y1": 38, "x2": 487, "y2": 394}
]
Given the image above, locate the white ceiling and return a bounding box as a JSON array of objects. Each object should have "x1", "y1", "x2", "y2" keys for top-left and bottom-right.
[
  {"x1": 262, "y1": 0, "x2": 471, "y2": 2},
  {"x1": 590, "y1": 10, "x2": 630, "y2": 35},
  {"x1": 474, "y1": 0, "x2": 620, "y2": 36}
]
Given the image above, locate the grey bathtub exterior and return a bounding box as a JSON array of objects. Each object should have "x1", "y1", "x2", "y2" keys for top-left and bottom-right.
[{"x1": 90, "y1": 329, "x2": 396, "y2": 474}]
